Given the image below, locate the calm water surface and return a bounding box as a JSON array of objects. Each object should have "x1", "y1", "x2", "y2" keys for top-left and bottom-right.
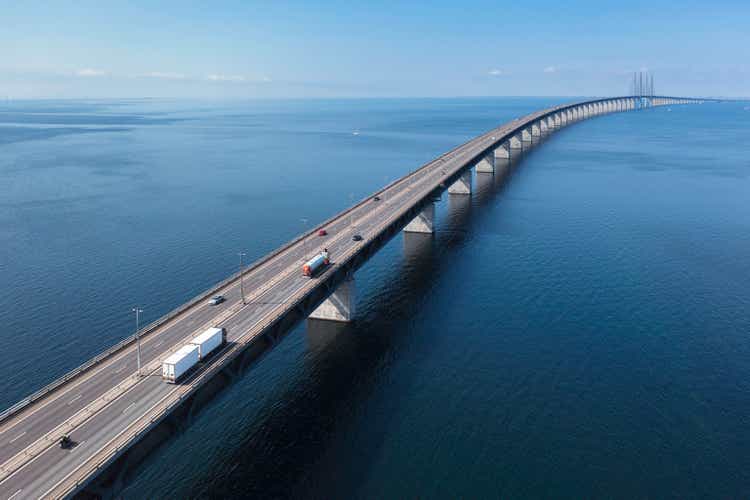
[{"x1": 0, "y1": 98, "x2": 749, "y2": 498}]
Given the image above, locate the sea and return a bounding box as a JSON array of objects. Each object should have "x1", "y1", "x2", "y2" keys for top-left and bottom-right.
[{"x1": 0, "y1": 97, "x2": 749, "y2": 498}]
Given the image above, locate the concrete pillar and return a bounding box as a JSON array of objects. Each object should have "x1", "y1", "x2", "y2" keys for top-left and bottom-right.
[
  {"x1": 448, "y1": 169, "x2": 472, "y2": 194},
  {"x1": 494, "y1": 143, "x2": 510, "y2": 159},
  {"x1": 475, "y1": 151, "x2": 495, "y2": 173},
  {"x1": 510, "y1": 134, "x2": 523, "y2": 149},
  {"x1": 553, "y1": 114, "x2": 561, "y2": 127},
  {"x1": 521, "y1": 128, "x2": 533, "y2": 141},
  {"x1": 560, "y1": 113, "x2": 568, "y2": 126},
  {"x1": 404, "y1": 202, "x2": 434, "y2": 233},
  {"x1": 531, "y1": 123, "x2": 541, "y2": 137},
  {"x1": 546, "y1": 116, "x2": 555, "y2": 129},
  {"x1": 309, "y1": 276, "x2": 355, "y2": 322},
  {"x1": 540, "y1": 119, "x2": 548, "y2": 134}
]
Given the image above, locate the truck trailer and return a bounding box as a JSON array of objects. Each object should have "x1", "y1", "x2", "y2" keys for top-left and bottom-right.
[
  {"x1": 302, "y1": 251, "x2": 330, "y2": 277},
  {"x1": 189, "y1": 327, "x2": 226, "y2": 360},
  {"x1": 162, "y1": 344, "x2": 200, "y2": 383}
]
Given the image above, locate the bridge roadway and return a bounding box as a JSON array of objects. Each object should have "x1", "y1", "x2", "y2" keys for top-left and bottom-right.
[{"x1": 0, "y1": 95, "x2": 700, "y2": 499}]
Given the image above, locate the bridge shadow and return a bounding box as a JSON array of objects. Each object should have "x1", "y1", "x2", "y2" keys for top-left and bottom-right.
[{"x1": 134, "y1": 135, "x2": 549, "y2": 499}]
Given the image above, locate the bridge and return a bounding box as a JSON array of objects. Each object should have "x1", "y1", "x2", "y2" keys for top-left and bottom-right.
[{"x1": 0, "y1": 95, "x2": 703, "y2": 499}]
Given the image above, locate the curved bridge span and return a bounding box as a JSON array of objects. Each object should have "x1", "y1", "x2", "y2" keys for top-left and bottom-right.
[{"x1": 0, "y1": 95, "x2": 703, "y2": 499}]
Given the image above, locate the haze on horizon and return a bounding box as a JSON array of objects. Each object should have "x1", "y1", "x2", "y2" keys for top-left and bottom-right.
[{"x1": 1, "y1": 0, "x2": 748, "y2": 99}]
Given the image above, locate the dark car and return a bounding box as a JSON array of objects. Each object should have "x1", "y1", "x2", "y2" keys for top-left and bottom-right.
[
  {"x1": 60, "y1": 435, "x2": 73, "y2": 449},
  {"x1": 352, "y1": 234, "x2": 363, "y2": 241},
  {"x1": 373, "y1": 196, "x2": 381, "y2": 201}
]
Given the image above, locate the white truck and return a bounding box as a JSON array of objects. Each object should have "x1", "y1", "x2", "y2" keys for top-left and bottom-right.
[
  {"x1": 189, "y1": 327, "x2": 226, "y2": 360},
  {"x1": 162, "y1": 344, "x2": 200, "y2": 383}
]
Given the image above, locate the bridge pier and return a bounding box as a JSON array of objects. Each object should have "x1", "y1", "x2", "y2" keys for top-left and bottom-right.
[
  {"x1": 309, "y1": 276, "x2": 356, "y2": 322},
  {"x1": 540, "y1": 119, "x2": 548, "y2": 134},
  {"x1": 521, "y1": 128, "x2": 532, "y2": 142},
  {"x1": 546, "y1": 116, "x2": 555, "y2": 130},
  {"x1": 475, "y1": 151, "x2": 496, "y2": 173},
  {"x1": 494, "y1": 143, "x2": 510, "y2": 160},
  {"x1": 531, "y1": 123, "x2": 541, "y2": 138},
  {"x1": 448, "y1": 169, "x2": 472, "y2": 194},
  {"x1": 510, "y1": 134, "x2": 523, "y2": 149},
  {"x1": 403, "y1": 202, "x2": 435, "y2": 233},
  {"x1": 553, "y1": 113, "x2": 562, "y2": 127}
]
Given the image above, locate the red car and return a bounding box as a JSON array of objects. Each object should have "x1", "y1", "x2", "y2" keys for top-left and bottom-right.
[{"x1": 318, "y1": 229, "x2": 328, "y2": 236}]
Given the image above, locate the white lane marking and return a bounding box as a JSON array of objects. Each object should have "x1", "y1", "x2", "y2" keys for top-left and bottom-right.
[
  {"x1": 114, "y1": 364, "x2": 125, "y2": 374},
  {"x1": 154, "y1": 340, "x2": 164, "y2": 347},
  {"x1": 8, "y1": 489, "x2": 22, "y2": 500},
  {"x1": 8, "y1": 431, "x2": 26, "y2": 444},
  {"x1": 67, "y1": 394, "x2": 82, "y2": 405},
  {"x1": 122, "y1": 403, "x2": 136, "y2": 415}
]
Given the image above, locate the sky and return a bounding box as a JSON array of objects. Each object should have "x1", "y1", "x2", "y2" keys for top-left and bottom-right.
[{"x1": 1, "y1": 0, "x2": 748, "y2": 99}]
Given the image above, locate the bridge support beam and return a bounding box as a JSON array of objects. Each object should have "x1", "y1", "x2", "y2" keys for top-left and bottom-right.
[
  {"x1": 531, "y1": 123, "x2": 541, "y2": 137},
  {"x1": 521, "y1": 128, "x2": 532, "y2": 142},
  {"x1": 540, "y1": 119, "x2": 548, "y2": 134},
  {"x1": 546, "y1": 116, "x2": 555, "y2": 130},
  {"x1": 475, "y1": 151, "x2": 495, "y2": 173},
  {"x1": 509, "y1": 135, "x2": 522, "y2": 149},
  {"x1": 448, "y1": 169, "x2": 472, "y2": 194},
  {"x1": 553, "y1": 114, "x2": 562, "y2": 127},
  {"x1": 403, "y1": 202, "x2": 434, "y2": 233},
  {"x1": 309, "y1": 276, "x2": 355, "y2": 322}
]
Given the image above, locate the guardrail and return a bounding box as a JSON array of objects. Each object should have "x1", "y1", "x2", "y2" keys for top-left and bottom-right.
[{"x1": 0, "y1": 95, "x2": 696, "y2": 426}]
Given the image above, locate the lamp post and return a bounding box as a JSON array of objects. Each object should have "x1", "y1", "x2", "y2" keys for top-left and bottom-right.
[
  {"x1": 132, "y1": 307, "x2": 143, "y2": 377},
  {"x1": 238, "y1": 251, "x2": 246, "y2": 305},
  {"x1": 349, "y1": 193, "x2": 354, "y2": 230},
  {"x1": 301, "y1": 218, "x2": 308, "y2": 262}
]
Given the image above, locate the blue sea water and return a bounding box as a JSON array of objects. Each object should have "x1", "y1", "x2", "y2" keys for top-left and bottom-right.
[{"x1": 0, "y1": 98, "x2": 749, "y2": 498}]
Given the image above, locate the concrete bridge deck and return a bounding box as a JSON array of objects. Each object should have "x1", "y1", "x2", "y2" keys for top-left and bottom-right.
[{"x1": 0, "y1": 96, "x2": 703, "y2": 499}]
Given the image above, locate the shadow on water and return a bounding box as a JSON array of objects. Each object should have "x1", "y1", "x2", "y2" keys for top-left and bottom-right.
[{"x1": 162, "y1": 138, "x2": 540, "y2": 499}]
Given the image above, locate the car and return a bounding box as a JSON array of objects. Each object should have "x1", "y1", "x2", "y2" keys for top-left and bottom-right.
[
  {"x1": 318, "y1": 229, "x2": 328, "y2": 236},
  {"x1": 352, "y1": 234, "x2": 363, "y2": 241},
  {"x1": 373, "y1": 196, "x2": 381, "y2": 201},
  {"x1": 60, "y1": 435, "x2": 73, "y2": 449},
  {"x1": 208, "y1": 295, "x2": 225, "y2": 306}
]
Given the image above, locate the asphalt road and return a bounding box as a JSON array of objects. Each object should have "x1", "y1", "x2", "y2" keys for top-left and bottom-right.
[{"x1": 0, "y1": 97, "x2": 660, "y2": 499}]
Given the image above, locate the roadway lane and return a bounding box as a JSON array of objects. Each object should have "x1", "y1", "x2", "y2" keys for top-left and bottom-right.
[{"x1": 0, "y1": 98, "x2": 640, "y2": 497}]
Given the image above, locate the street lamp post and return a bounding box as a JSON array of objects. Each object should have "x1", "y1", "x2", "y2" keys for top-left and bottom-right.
[
  {"x1": 349, "y1": 193, "x2": 354, "y2": 230},
  {"x1": 301, "y1": 218, "x2": 308, "y2": 262},
  {"x1": 132, "y1": 307, "x2": 143, "y2": 377},
  {"x1": 238, "y1": 251, "x2": 246, "y2": 305}
]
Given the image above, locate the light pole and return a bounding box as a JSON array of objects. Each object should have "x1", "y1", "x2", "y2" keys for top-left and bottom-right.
[
  {"x1": 349, "y1": 193, "x2": 354, "y2": 230},
  {"x1": 132, "y1": 307, "x2": 143, "y2": 377},
  {"x1": 301, "y1": 218, "x2": 308, "y2": 262},
  {"x1": 238, "y1": 252, "x2": 246, "y2": 305}
]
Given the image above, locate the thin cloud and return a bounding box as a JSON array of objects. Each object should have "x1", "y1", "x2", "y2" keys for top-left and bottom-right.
[
  {"x1": 76, "y1": 68, "x2": 106, "y2": 77},
  {"x1": 140, "y1": 72, "x2": 187, "y2": 80},
  {"x1": 207, "y1": 74, "x2": 247, "y2": 82},
  {"x1": 488, "y1": 69, "x2": 504, "y2": 76},
  {"x1": 543, "y1": 66, "x2": 558, "y2": 74}
]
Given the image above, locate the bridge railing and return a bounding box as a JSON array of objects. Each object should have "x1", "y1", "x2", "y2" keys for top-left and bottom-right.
[{"x1": 0, "y1": 95, "x2": 694, "y2": 426}]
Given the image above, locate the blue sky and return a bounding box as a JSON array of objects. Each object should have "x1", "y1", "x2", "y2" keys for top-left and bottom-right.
[{"x1": 1, "y1": 0, "x2": 748, "y2": 98}]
